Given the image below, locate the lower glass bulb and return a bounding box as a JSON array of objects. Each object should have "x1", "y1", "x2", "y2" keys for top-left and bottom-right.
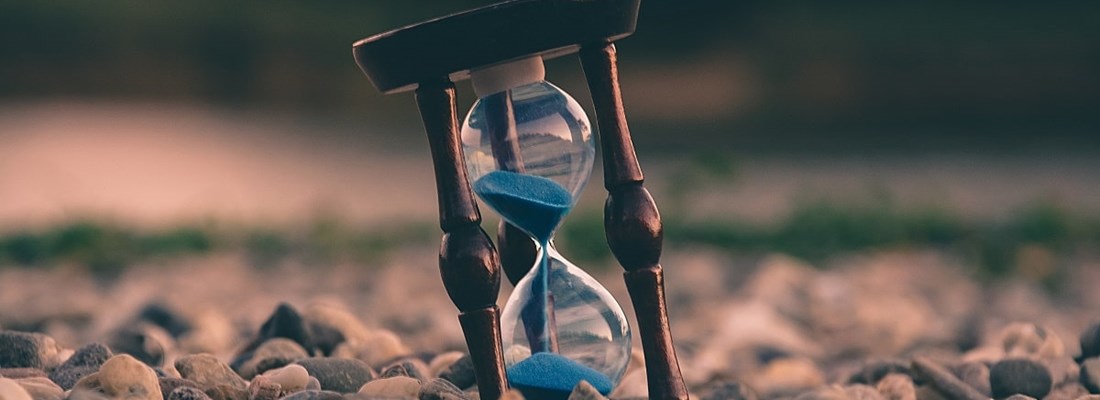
[{"x1": 500, "y1": 245, "x2": 632, "y2": 397}]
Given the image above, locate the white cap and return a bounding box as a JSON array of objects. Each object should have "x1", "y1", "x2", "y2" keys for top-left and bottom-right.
[{"x1": 470, "y1": 56, "x2": 546, "y2": 98}]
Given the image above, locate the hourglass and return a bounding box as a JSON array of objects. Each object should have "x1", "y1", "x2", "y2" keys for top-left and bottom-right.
[
  {"x1": 461, "y1": 57, "x2": 631, "y2": 398},
  {"x1": 352, "y1": 1, "x2": 687, "y2": 399}
]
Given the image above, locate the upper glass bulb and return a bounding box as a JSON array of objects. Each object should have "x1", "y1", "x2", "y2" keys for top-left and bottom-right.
[{"x1": 460, "y1": 60, "x2": 595, "y2": 207}]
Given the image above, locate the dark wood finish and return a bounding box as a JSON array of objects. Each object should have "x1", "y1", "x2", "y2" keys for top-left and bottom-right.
[
  {"x1": 415, "y1": 78, "x2": 508, "y2": 399},
  {"x1": 460, "y1": 307, "x2": 508, "y2": 400},
  {"x1": 353, "y1": 0, "x2": 641, "y2": 93},
  {"x1": 580, "y1": 43, "x2": 689, "y2": 400}
]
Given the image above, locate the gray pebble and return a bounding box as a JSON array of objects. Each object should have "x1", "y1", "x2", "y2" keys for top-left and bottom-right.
[
  {"x1": 437, "y1": 355, "x2": 475, "y2": 390},
  {"x1": 420, "y1": 378, "x2": 469, "y2": 400},
  {"x1": 1080, "y1": 357, "x2": 1100, "y2": 393},
  {"x1": 168, "y1": 387, "x2": 212, "y2": 400},
  {"x1": 50, "y1": 343, "x2": 113, "y2": 390},
  {"x1": 1080, "y1": 324, "x2": 1100, "y2": 360},
  {"x1": 381, "y1": 360, "x2": 428, "y2": 382},
  {"x1": 107, "y1": 324, "x2": 171, "y2": 367},
  {"x1": 1004, "y1": 395, "x2": 1036, "y2": 400},
  {"x1": 294, "y1": 358, "x2": 375, "y2": 393},
  {"x1": 990, "y1": 358, "x2": 1052, "y2": 399},
  {"x1": 174, "y1": 354, "x2": 248, "y2": 391},
  {"x1": 233, "y1": 338, "x2": 309, "y2": 379},
  {"x1": 0, "y1": 331, "x2": 60, "y2": 370},
  {"x1": 158, "y1": 378, "x2": 204, "y2": 400}
]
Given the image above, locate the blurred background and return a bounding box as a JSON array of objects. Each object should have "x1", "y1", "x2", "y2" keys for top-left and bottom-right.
[
  {"x1": 3, "y1": 0, "x2": 1100, "y2": 358},
  {"x1": 2, "y1": 0, "x2": 1099, "y2": 274}
]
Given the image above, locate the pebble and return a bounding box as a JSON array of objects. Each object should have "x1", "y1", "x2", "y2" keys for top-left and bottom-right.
[
  {"x1": 15, "y1": 377, "x2": 63, "y2": 400},
  {"x1": 911, "y1": 356, "x2": 987, "y2": 400},
  {"x1": 260, "y1": 364, "x2": 309, "y2": 392},
  {"x1": 419, "y1": 378, "x2": 469, "y2": 400},
  {"x1": 566, "y1": 380, "x2": 607, "y2": 400},
  {"x1": 0, "y1": 331, "x2": 61, "y2": 370},
  {"x1": 50, "y1": 343, "x2": 113, "y2": 390},
  {"x1": 77, "y1": 354, "x2": 163, "y2": 400},
  {"x1": 698, "y1": 380, "x2": 758, "y2": 400},
  {"x1": 302, "y1": 302, "x2": 373, "y2": 354},
  {"x1": 1004, "y1": 395, "x2": 1035, "y2": 400},
  {"x1": 751, "y1": 357, "x2": 826, "y2": 397},
  {"x1": 428, "y1": 352, "x2": 466, "y2": 379},
  {"x1": 850, "y1": 359, "x2": 916, "y2": 385},
  {"x1": 137, "y1": 304, "x2": 193, "y2": 339},
  {"x1": 0, "y1": 369, "x2": 46, "y2": 379},
  {"x1": 990, "y1": 358, "x2": 1052, "y2": 399},
  {"x1": 1079, "y1": 324, "x2": 1100, "y2": 360},
  {"x1": 278, "y1": 390, "x2": 343, "y2": 400},
  {"x1": 793, "y1": 385, "x2": 848, "y2": 400},
  {"x1": 499, "y1": 390, "x2": 526, "y2": 400},
  {"x1": 233, "y1": 338, "x2": 310, "y2": 379},
  {"x1": 294, "y1": 358, "x2": 376, "y2": 393},
  {"x1": 0, "y1": 378, "x2": 33, "y2": 400},
  {"x1": 1000, "y1": 323, "x2": 1064, "y2": 359},
  {"x1": 357, "y1": 376, "x2": 421, "y2": 398},
  {"x1": 305, "y1": 377, "x2": 321, "y2": 391},
  {"x1": 202, "y1": 385, "x2": 248, "y2": 400},
  {"x1": 1079, "y1": 357, "x2": 1100, "y2": 393},
  {"x1": 952, "y1": 361, "x2": 992, "y2": 397},
  {"x1": 438, "y1": 354, "x2": 476, "y2": 390},
  {"x1": 381, "y1": 359, "x2": 429, "y2": 382},
  {"x1": 241, "y1": 304, "x2": 315, "y2": 357},
  {"x1": 1045, "y1": 357, "x2": 1080, "y2": 387},
  {"x1": 247, "y1": 376, "x2": 281, "y2": 400},
  {"x1": 1044, "y1": 383, "x2": 1088, "y2": 400},
  {"x1": 174, "y1": 354, "x2": 248, "y2": 391},
  {"x1": 876, "y1": 374, "x2": 916, "y2": 400},
  {"x1": 167, "y1": 387, "x2": 211, "y2": 400},
  {"x1": 158, "y1": 378, "x2": 204, "y2": 400},
  {"x1": 331, "y1": 330, "x2": 411, "y2": 367},
  {"x1": 107, "y1": 324, "x2": 172, "y2": 367},
  {"x1": 845, "y1": 384, "x2": 885, "y2": 400}
]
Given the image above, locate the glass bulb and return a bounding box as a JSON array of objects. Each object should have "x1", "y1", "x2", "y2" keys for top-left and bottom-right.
[
  {"x1": 461, "y1": 80, "x2": 595, "y2": 203},
  {"x1": 500, "y1": 245, "x2": 632, "y2": 395}
]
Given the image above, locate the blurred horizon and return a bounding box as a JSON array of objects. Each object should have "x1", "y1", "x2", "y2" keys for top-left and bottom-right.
[{"x1": 2, "y1": 1, "x2": 1098, "y2": 154}]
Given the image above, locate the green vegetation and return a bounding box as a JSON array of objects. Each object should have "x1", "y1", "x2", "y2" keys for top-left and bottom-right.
[{"x1": 3, "y1": 202, "x2": 1096, "y2": 283}]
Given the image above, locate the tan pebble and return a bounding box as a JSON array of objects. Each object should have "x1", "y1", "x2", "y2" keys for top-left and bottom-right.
[
  {"x1": 428, "y1": 352, "x2": 465, "y2": 378},
  {"x1": 95, "y1": 354, "x2": 162, "y2": 400},
  {"x1": 0, "y1": 378, "x2": 33, "y2": 400},
  {"x1": 15, "y1": 377, "x2": 63, "y2": 400},
  {"x1": 845, "y1": 384, "x2": 884, "y2": 400},
  {"x1": 260, "y1": 365, "x2": 309, "y2": 392},
  {"x1": 876, "y1": 373, "x2": 916, "y2": 400},
  {"x1": 499, "y1": 389, "x2": 525, "y2": 400},
  {"x1": 751, "y1": 358, "x2": 825, "y2": 396},
  {"x1": 915, "y1": 385, "x2": 947, "y2": 400},
  {"x1": 356, "y1": 376, "x2": 420, "y2": 397}
]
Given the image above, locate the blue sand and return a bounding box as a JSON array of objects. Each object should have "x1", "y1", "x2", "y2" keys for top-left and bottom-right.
[
  {"x1": 507, "y1": 353, "x2": 613, "y2": 399},
  {"x1": 472, "y1": 171, "x2": 573, "y2": 244},
  {"x1": 473, "y1": 170, "x2": 574, "y2": 353}
]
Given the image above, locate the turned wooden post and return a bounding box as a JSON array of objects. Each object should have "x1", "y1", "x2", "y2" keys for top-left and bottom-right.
[
  {"x1": 415, "y1": 78, "x2": 508, "y2": 400},
  {"x1": 580, "y1": 42, "x2": 689, "y2": 400}
]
